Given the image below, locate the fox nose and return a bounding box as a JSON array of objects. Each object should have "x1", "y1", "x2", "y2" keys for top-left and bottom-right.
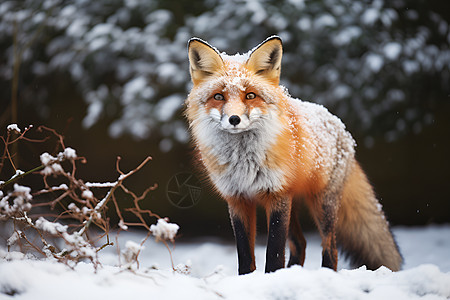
[{"x1": 229, "y1": 115, "x2": 241, "y2": 126}]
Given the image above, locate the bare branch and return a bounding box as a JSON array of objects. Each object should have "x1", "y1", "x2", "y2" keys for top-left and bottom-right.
[{"x1": 1, "y1": 125, "x2": 177, "y2": 272}]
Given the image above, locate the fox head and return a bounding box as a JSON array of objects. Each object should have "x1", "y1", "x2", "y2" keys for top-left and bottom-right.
[
  {"x1": 186, "y1": 36, "x2": 287, "y2": 135},
  {"x1": 185, "y1": 37, "x2": 294, "y2": 197}
]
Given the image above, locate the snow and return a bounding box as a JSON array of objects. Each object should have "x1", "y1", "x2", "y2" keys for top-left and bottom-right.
[
  {"x1": 118, "y1": 219, "x2": 128, "y2": 231},
  {"x1": 35, "y1": 217, "x2": 68, "y2": 235},
  {"x1": 63, "y1": 147, "x2": 77, "y2": 159},
  {"x1": 81, "y1": 189, "x2": 94, "y2": 200},
  {"x1": 8, "y1": 170, "x2": 25, "y2": 182},
  {"x1": 366, "y1": 53, "x2": 384, "y2": 72},
  {"x1": 41, "y1": 147, "x2": 77, "y2": 168},
  {"x1": 121, "y1": 76, "x2": 153, "y2": 105},
  {"x1": 384, "y1": 42, "x2": 402, "y2": 60},
  {"x1": 154, "y1": 94, "x2": 183, "y2": 122},
  {"x1": 314, "y1": 14, "x2": 337, "y2": 29},
  {"x1": 297, "y1": 17, "x2": 312, "y2": 31},
  {"x1": 39, "y1": 152, "x2": 55, "y2": 166},
  {"x1": 0, "y1": 184, "x2": 33, "y2": 216},
  {"x1": 82, "y1": 86, "x2": 108, "y2": 128},
  {"x1": 121, "y1": 240, "x2": 144, "y2": 268},
  {"x1": 94, "y1": 192, "x2": 110, "y2": 211},
  {"x1": 361, "y1": 8, "x2": 380, "y2": 25},
  {"x1": 0, "y1": 225, "x2": 449, "y2": 299},
  {"x1": 41, "y1": 163, "x2": 64, "y2": 176},
  {"x1": 150, "y1": 218, "x2": 179, "y2": 242},
  {"x1": 333, "y1": 26, "x2": 362, "y2": 46},
  {"x1": 85, "y1": 181, "x2": 117, "y2": 188},
  {"x1": 68, "y1": 203, "x2": 80, "y2": 213},
  {"x1": 6, "y1": 231, "x2": 21, "y2": 247},
  {"x1": 7, "y1": 124, "x2": 21, "y2": 133},
  {"x1": 290, "y1": 99, "x2": 356, "y2": 179}
]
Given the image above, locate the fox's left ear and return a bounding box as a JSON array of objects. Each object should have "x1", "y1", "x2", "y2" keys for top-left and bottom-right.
[{"x1": 246, "y1": 36, "x2": 283, "y2": 84}]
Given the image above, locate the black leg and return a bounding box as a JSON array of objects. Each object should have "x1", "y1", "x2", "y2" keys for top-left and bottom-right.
[
  {"x1": 229, "y1": 202, "x2": 256, "y2": 275},
  {"x1": 319, "y1": 201, "x2": 338, "y2": 270},
  {"x1": 231, "y1": 215, "x2": 255, "y2": 275},
  {"x1": 287, "y1": 208, "x2": 307, "y2": 267},
  {"x1": 265, "y1": 198, "x2": 291, "y2": 273}
]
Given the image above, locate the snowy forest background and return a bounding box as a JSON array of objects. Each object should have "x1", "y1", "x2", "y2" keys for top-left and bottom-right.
[{"x1": 1, "y1": 0, "x2": 449, "y2": 237}]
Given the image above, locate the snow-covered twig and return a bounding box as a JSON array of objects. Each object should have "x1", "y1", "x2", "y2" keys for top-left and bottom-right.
[{"x1": 1, "y1": 125, "x2": 177, "y2": 271}]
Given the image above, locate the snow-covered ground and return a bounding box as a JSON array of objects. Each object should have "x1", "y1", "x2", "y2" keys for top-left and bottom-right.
[{"x1": 1, "y1": 225, "x2": 449, "y2": 299}]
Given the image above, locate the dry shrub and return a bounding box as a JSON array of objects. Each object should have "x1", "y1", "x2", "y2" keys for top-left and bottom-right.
[{"x1": 0, "y1": 124, "x2": 178, "y2": 271}]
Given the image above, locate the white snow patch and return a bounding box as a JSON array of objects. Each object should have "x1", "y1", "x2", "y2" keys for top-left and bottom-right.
[
  {"x1": 314, "y1": 14, "x2": 337, "y2": 29},
  {"x1": 297, "y1": 17, "x2": 312, "y2": 31},
  {"x1": 85, "y1": 181, "x2": 117, "y2": 188},
  {"x1": 39, "y1": 152, "x2": 56, "y2": 166},
  {"x1": 361, "y1": 8, "x2": 379, "y2": 25},
  {"x1": 0, "y1": 226, "x2": 449, "y2": 299},
  {"x1": 384, "y1": 42, "x2": 402, "y2": 60},
  {"x1": 1, "y1": 184, "x2": 33, "y2": 215},
  {"x1": 10, "y1": 170, "x2": 25, "y2": 180},
  {"x1": 122, "y1": 76, "x2": 154, "y2": 105},
  {"x1": 366, "y1": 53, "x2": 384, "y2": 72},
  {"x1": 121, "y1": 241, "x2": 144, "y2": 268},
  {"x1": 7, "y1": 124, "x2": 21, "y2": 133},
  {"x1": 333, "y1": 26, "x2": 362, "y2": 46},
  {"x1": 150, "y1": 218, "x2": 179, "y2": 242},
  {"x1": 6, "y1": 231, "x2": 21, "y2": 247},
  {"x1": 333, "y1": 84, "x2": 352, "y2": 99},
  {"x1": 35, "y1": 217, "x2": 68, "y2": 235},
  {"x1": 155, "y1": 95, "x2": 183, "y2": 122},
  {"x1": 41, "y1": 163, "x2": 64, "y2": 176},
  {"x1": 63, "y1": 147, "x2": 77, "y2": 159},
  {"x1": 81, "y1": 190, "x2": 94, "y2": 200},
  {"x1": 12, "y1": 184, "x2": 31, "y2": 198},
  {"x1": 83, "y1": 86, "x2": 108, "y2": 128},
  {"x1": 68, "y1": 203, "x2": 80, "y2": 213},
  {"x1": 118, "y1": 220, "x2": 128, "y2": 231}
]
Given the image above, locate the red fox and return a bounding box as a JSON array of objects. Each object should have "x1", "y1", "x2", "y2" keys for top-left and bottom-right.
[{"x1": 185, "y1": 36, "x2": 402, "y2": 274}]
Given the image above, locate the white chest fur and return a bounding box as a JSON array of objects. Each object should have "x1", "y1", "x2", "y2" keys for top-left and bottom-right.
[{"x1": 201, "y1": 127, "x2": 285, "y2": 198}]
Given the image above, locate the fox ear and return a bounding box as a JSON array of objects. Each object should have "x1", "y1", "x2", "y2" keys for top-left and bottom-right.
[
  {"x1": 246, "y1": 36, "x2": 283, "y2": 84},
  {"x1": 188, "y1": 38, "x2": 224, "y2": 85}
]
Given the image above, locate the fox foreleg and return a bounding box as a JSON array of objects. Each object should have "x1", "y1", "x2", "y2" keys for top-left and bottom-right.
[
  {"x1": 229, "y1": 201, "x2": 257, "y2": 275},
  {"x1": 265, "y1": 195, "x2": 292, "y2": 273}
]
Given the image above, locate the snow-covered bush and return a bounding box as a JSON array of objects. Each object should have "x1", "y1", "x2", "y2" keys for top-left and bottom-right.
[
  {"x1": 0, "y1": 124, "x2": 178, "y2": 269},
  {"x1": 1, "y1": 0, "x2": 448, "y2": 145}
]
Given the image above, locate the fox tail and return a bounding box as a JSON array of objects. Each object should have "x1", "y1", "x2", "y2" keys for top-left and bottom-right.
[{"x1": 336, "y1": 162, "x2": 403, "y2": 271}]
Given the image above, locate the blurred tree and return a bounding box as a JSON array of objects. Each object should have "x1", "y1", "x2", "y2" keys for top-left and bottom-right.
[{"x1": 1, "y1": 0, "x2": 449, "y2": 149}]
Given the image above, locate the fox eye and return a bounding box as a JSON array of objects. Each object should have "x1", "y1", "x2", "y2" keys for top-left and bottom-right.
[
  {"x1": 214, "y1": 93, "x2": 225, "y2": 101},
  {"x1": 246, "y1": 92, "x2": 256, "y2": 100}
]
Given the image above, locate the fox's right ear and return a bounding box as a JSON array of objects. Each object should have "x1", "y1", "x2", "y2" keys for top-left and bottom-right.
[{"x1": 188, "y1": 38, "x2": 224, "y2": 85}]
